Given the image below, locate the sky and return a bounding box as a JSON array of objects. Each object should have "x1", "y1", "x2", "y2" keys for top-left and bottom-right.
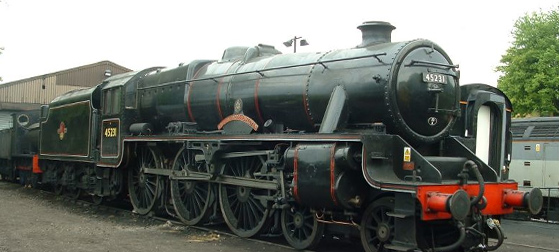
[{"x1": 0, "y1": 0, "x2": 557, "y2": 86}]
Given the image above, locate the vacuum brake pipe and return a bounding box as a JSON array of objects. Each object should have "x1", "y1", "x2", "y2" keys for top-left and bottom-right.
[
  {"x1": 431, "y1": 222, "x2": 466, "y2": 252},
  {"x1": 464, "y1": 160, "x2": 484, "y2": 207}
]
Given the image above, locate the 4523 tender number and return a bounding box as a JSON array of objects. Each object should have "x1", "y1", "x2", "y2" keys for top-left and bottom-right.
[{"x1": 104, "y1": 127, "x2": 118, "y2": 138}]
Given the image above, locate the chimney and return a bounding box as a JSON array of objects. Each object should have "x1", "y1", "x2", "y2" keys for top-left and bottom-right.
[{"x1": 357, "y1": 21, "x2": 396, "y2": 47}]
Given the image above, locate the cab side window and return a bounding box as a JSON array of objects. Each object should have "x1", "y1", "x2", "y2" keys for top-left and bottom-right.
[{"x1": 103, "y1": 87, "x2": 122, "y2": 115}]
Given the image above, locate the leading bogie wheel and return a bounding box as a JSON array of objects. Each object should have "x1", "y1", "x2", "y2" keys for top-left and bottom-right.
[
  {"x1": 219, "y1": 156, "x2": 271, "y2": 238},
  {"x1": 170, "y1": 148, "x2": 213, "y2": 225},
  {"x1": 360, "y1": 197, "x2": 396, "y2": 252},
  {"x1": 281, "y1": 203, "x2": 324, "y2": 250},
  {"x1": 128, "y1": 147, "x2": 162, "y2": 215}
]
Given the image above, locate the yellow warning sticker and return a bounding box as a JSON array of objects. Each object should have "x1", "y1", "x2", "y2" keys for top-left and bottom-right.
[{"x1": 404, "y1": 147, "x2": 411, "y2": 162}]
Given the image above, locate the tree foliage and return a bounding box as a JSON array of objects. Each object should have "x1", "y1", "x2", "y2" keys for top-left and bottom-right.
[{"x1": 496, "y1": 8, "x2": 559, "y2": 117}]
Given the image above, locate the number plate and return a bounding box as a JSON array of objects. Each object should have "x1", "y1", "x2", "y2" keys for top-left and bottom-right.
[
  {"x1": 423, "y1": 72, "x2": 447, "y2": 84},
  {"x1": 104, "y1": 127, "x2": 118, "y2": 138}
]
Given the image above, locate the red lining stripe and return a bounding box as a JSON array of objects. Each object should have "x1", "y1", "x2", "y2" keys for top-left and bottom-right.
[
  {"x1": 254, "y1": 78, "x2": 264, "y2": 124},
  {"x1": 254, "y1": 59, "x2": 273, "y2": 124},
  {"x1": 216, "y1": 63, "x2": 239, "y2": 120},
  {"x1": 293, "y1": 146, "x2": 301, "y2": 203},
  {"x1": 187, "y1": 63, "x2": 212, "y2": 122},
  {"x1": 187, "y1": 85, "x2": 196, "y2": 123},
  {"x1": 216, "y1": 81, "x2": 224, "y2": 120},
  {"x1": 330, "y1": 143, "x2": 338, "y2": 206}
]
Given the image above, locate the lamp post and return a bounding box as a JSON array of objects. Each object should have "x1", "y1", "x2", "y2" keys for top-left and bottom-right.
[{"x1": 283, "y1": 36, "x2": 309, "y2": 53}]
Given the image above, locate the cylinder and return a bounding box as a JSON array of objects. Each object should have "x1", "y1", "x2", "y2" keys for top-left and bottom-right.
[{"x1": 284, "y1": 143, "x2": 366, "y2": 209}]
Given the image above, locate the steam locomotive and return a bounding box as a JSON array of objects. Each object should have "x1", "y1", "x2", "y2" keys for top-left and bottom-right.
[
  {"x1": 0, "y1": 111, "x2": 40, "y2": 184},
  {"x1": 0, "y1": 21, "x2": 543, "y2": 251}
]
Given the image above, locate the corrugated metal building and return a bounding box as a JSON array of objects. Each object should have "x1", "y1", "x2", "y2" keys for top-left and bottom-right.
[
  {"x1": 0, "y1": 112, "x2": 12, "y2": 130},
  {"x1": 0, "y1": 61, "x2": 131, "y2": 129}
]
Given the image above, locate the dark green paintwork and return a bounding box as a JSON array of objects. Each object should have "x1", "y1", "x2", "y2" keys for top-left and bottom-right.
[
  {"x1": 40, "y1": 100, "x2": 93, "y2": 158},
  {"x1": 98, "y1": 68, "x2": 162, "y2": 166},
  {"x1": 40, "y1": 86, "x2": 101, "y2": 161},
  {"x1": 101, "y1": 119, "x2": 119, "y2": 157},
  {"x1": 50, "y1": 86, "x2": 100, "y2": 108}
]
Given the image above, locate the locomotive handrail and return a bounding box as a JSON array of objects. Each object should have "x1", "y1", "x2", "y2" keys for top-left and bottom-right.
[
  {"x1": 407, "y1": 60, "x2": 459, "y2": 69},
  {"x1": 137, "y1": 53, "x2": 388, "y2": 90}
]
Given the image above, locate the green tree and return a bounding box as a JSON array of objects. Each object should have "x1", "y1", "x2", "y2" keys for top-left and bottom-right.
[{"x1": 496, "y1": 8, "x2": 559, "y2": 117}]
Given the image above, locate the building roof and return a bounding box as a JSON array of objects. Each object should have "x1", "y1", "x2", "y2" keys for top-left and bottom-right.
[
  {"x1": 0, "y1": 60, "x2": 132, "y2": 88},
  {"x1": 0, "y1": 61, "x2": 132, "y2": 111}
]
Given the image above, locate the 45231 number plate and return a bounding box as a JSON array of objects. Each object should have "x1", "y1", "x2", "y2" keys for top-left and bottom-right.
[{"x1": 423, "y1": 72, "x2": 447, "y2": 84}]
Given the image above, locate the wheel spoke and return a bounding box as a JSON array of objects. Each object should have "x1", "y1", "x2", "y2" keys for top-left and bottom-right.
[
  {"x1": 247, "y1": 202, "x2": 259, "y2": 227},
  {"x1": 195, "y1": 184, "x2": 209, "y2": 197},
  {"x1": 381, "y1": 207, "x2": 388, "y2": 222},
  {"x1": 367, "y1": 224, "x2": 378, "y2": 232},
  {"x1": 145, "y1": 180, "x2": 155, "y2": 196},
  {"x1": 246, "y1": 204, "x2": 260, "y2": 226},
  {"x1": 246, "y1": 203, "x2": 254, "y2": 229},
  {"x1": 192, "y1": 189, "x2": 204, "y2": 215},
  {"x1": 170, "y1": 148, "x2": 212, "y2": 226},
  {"x1": 304, "y1": 222, "x2": 314, "y2": 230},
  {"x1": 238, "y1": 203, "x2": 246, "y2": 229},
  {"x1": 128, "y1": 147, "x2": 160, "y2": 215},
  {"x1": 360, "y1": 198, "x2": 395, "y2": 252},
  {"x1": 248, "y1": 195, "x2": 265, "y2": 215},
  {"x1": 219, "y1": 156, "x2": 271, "y2": 238},
  {"x1": 181, "y1": 155, "x2": 187, "y2": 169},
  {"x1": 372, "y1": 211, "x2": 382, "y2": 224},
  {"x1": 281, "y1": 204, "x2": 324, "y2": 250},
  {"x1": 302, "y1": 224, "x2": 311, "y2": 238},
  {"x1": 286, "y1": 220, "x2": 295, "y2": 228}
]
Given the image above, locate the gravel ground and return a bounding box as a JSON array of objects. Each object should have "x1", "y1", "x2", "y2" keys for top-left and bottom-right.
[
  {"x1": 0, "y1": 181, "x2": 293, "y2": 252},
  {"x1": 4, "y1": 180, "x2": 555, "y2": 252}
]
